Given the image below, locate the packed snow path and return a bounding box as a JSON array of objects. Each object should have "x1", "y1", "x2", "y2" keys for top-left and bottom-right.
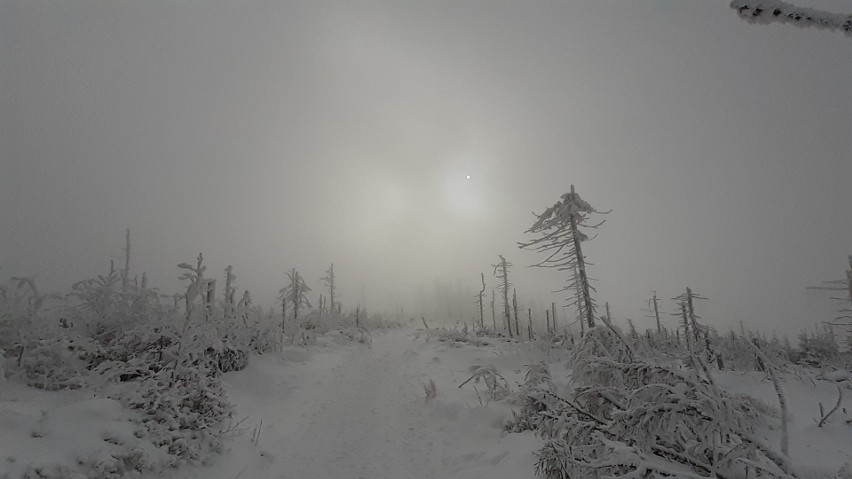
[
  {"x1": 166, "y1": 327, "x2": 538, "y2": 479},
  {"x1": 280, "y1": 332, "x2": 443, "y2": 479}
]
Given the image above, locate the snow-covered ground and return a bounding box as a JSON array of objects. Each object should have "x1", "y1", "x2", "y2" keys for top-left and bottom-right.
[
  {"x1": 4, "y1": 325, "x2": 852, "y2": 478},
  {"x1": 160, "y1": 327, "x2": 544, "y2": 479}
]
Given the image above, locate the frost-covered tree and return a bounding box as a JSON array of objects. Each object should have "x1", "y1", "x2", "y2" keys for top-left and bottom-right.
[
  {"x1": 222, "y1": 265, "x2": 237, "y2": 321},
  {"x1": 730, "y1": 0, "x2": 852, "y2": 37},
  {"x1": 673, "y1": 287, "x2": 708, "y2": 345},
  {"x1": 492, "y1": 254, "x2": 513, "y2": 337},
  {"x1": 643, "y1": 290, "x2": 662, "y2": 334},
  {"x1": 178, "y1": 253, "x2": 207, "y2": 322},
  {"x1": 490, "y1": 289, "x2": 497, "y2": 331},
  {"x1": 70, "y1": 261, "x2": 160, "y2": 331},
  {"x1": 321, "y1": 263, "x2": 339, "y2": 315},
  {"x1": 279, "y1": 268, "x2": 312, "y2": 323},
  {"x1": 236, "y1": 290, "x2": 252, "y2": 326},
  {"x1": 476, "y1": 273, "x2": 486, "y2": 331},
  {"x1": 512, "y1": 288, "x2": 520, "y2": 337},
  {"x1": 519, "y1": 184, "x2": 608, "y2": 329}
]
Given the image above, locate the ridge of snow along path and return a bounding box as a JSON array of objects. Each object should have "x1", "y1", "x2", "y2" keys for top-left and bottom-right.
[{"x1": 157, "y1": 327, "x2": 540, "y2": 479}]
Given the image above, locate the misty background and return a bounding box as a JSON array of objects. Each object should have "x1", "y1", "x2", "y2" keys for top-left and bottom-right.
[{"x1": 1, "y1": 0, "x2": 850, "y2": 338}]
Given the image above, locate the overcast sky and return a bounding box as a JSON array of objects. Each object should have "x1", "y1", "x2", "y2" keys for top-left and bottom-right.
[{"x1": 2, "y1": 0, "x2": 850, "y2": 336}]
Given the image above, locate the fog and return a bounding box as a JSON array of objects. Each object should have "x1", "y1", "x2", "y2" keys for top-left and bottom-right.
[{"x1": 2, "y1": 0, "x2": 850, "y2": 337}]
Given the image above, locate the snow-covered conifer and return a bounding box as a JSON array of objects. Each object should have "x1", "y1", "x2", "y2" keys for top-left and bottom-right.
[{"x1": 519, "y1": 185, "x2": 608, "y2": 329}]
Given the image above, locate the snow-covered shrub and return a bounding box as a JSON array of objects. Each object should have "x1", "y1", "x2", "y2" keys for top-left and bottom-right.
[
  {"x1": 119, "y1": 365, "x2": 231, "y2": 465},
  {"x1": 205, "y1": 337, "x2": 248, "y2": 373},
  {"x1": 13, "y1": 336, "x2": 90, "y2": 390},
  {"x1": 794, "y1": 330, "x2": 839, "y2": 367},
  {"x1": 505, "y1": 362, "x2": 561, "y2": 433},
  {"x1": 419, "y1": 327, "x2": 490, "y2": 347},
  {"x1": 69, "y1": 268, "x2": 165, "y2": 336},
  {"x1": 338, "y1": 328, "x2": 373, "y2": 346},
  {"x1": 527, "y1": 325, "x2": 791, "y2": 479},
  {"x1": 1, "y1": 276, "x2": 61, "y2": 368},
  {"x1": 711, "y1": 331, "x2": 791, "y2": 371},
  {"x1": 458, "y1": 365, "x2": 510, "y2": 400},
  {"x1": 245, "y1": 319, "x2": 283, "y2": 354}
]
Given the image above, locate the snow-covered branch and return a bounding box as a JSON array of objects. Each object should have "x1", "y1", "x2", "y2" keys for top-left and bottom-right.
[{"x1": 731, "y1": 0, "x2": 852, "y2": 36}]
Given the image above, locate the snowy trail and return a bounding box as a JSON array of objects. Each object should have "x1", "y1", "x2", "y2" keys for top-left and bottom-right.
[
  {"x1": 165, "y1": 327, "x2": 539, "y2": 479},
  {"x1": 281, "y1": 331, "x2": 443, "y2": 479}
]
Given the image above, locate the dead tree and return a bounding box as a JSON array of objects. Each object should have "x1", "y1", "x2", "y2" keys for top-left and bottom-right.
[
  {"x1": 519, "y1": 185, "x2": 608, "y2": 330},
  {"x1": 572, "y1": 264, "x2": 585, "y2": 334},
  {"x1": 808, "y1": 255, "x2": 852, "y2": 338},
  {"x1": 477, "y1": 273, "x2": 486, "y2": 331},
  {"x1": 178, "y1": 253, "x2": 206, "y2": 323},
  {"x1": 223, "y1": 265, "x2": 237, "y2": 321},
  {"x1": 321, "y1": 264, "x2": 337, "y2": 316},
  {"x1": 205, "y1": 279, "x2": 216, "y2": 321},
  {"x1": 546, "y1": 309, "x2": 551, "y2": 334},
  {"x1": 490, "y1": 289, "x2": 496, "y2": 331},
  {"x1": 492, "y1": 255, "x2": 513, "y2": 337},
  {"x1": 121, "y1": 228, "x2": 131, "y2": 294},
  {"x1": 673, "y1": 287, "x2": 708, "y2": 345},
  {"x1": 528, "y1": 308, "x2": 533, "y2": 339},
  {"x1": 675, "y1": 300, "x2": 693, "y2": 355},
  {"x1": 512, "y1": 288, "x2": 520, "y2": 337},
  {"x1": 279, "y1": 268, "x2": 312, "y2": 326},
  {"x1": 551, "y1": 302, "x2": 558, "y2": 333},
  {"x1": 643, "y1": 290, "x2": 662, "y2": 334}
]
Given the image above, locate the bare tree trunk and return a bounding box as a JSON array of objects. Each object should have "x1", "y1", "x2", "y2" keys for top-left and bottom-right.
[
  {"x1": 499, "y1": 256, "x2": 512, "y2": 338},
  {"x1": 323, "y1": 263, "x2": 336, "y2": 317},
  {"x1": 224, "y1": 265, "x2": 236, "y2": 321},
  {"x1": 122, "y1": 228, "x2": 131, "y2": 294},
  {"x1": 546, "y1": 309, "x2": 551, "y2": 334},
  {"x1": 292, "y1": 269, "x2": 300, "y2": 322},
  {"x1": 478, "y1": 273, "x2": 485, "y2": 331},
  {"x1": 652, "y1": 291, "x2": 661, "y2": 334},
  {"x1": 680, "y1": 301, "x2": 692, "y2": 355},
  {"x1": 686, "y1": 287, "x2": 700, "y2": 344},
  {"x1": 329, "y1": 264, "x2": 335, "y2": 315},
  {"x1": 528, "y1": 308, "x2": 533, "y2": 340},
  {"x1": 567, "y1": 193, "x2": 594, "y2": 329},
  {"x1": 281, "y1": 296, "x2": 287, "y2": 333},
  {"x1": 573, "y1": 264, "x2": 585, "y2": 334},
  {"x1": 512, "y1": 288, "x2": 520, "y2": 337},
  {"x1": 551, "y1": 302, "x2": 557, "y2": 333},
  {"x1": 491, "y1": 289, "x2": 496, "y2": 331},
  {"x1": 846, "y1": 256, "x2": 852, "y2": 307},
  {"x1": 206, "y1": 279, "x2": 216, "y2": 321}
]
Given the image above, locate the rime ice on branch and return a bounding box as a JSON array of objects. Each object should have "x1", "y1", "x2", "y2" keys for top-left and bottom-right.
[
  {"x1": 519, "y1": 184, "x2": 608, "y2": 330},
  {"x1": 730, "y1": 0, "x2": 852, "y2": 36}
]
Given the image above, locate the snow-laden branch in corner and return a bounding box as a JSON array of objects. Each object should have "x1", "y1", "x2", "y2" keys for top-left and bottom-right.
[{"x1": 730, "y1": 0, "x2": 852, "y2": 36}]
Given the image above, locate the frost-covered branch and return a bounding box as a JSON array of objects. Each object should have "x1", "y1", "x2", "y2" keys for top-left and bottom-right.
[
  {"x1": 513, "y1": 325, "x2": 793, "y2": 479},
  {"x1": 730, "y1": 0, "x2": 852, "y2": 37}
]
